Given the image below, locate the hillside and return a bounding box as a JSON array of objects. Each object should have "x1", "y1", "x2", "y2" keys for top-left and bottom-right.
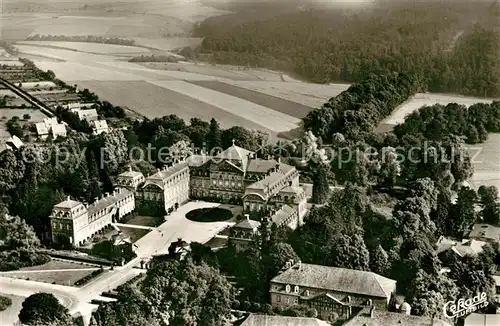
[{"x1": 193, "y1": 0, "x2": 500, "y2": 97}]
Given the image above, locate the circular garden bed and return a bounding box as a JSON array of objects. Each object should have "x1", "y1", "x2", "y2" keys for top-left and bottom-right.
[{"x1": 186, "y1": 207, "x2": 233, "y2": 222}]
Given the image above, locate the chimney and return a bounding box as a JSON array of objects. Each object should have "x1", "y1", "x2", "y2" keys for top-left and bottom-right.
[
  {"x1": 297, "y1": 260, "x2": 301, "y2": 270},
  {"x1": 67, "y1": 196, "x2": 71, "y2": 201},
  {"x1": 128, "y1": 165, "x2": 132, "y2": 172},
  {"x1": 370, "y1": 306, "x2": 375, "y2": 318},
  {"x1": 157, "y1": 168, "x2": 161, "y2": 173},
  {"x1": 94, "y1": 197, "x2": 99, "y2": 203},
  {"x1": 245, "y1": 214, "x2": 250, "y2": 222}
]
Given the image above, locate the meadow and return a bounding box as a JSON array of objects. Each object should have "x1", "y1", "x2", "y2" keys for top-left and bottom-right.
[
  {"x1": 467, "y1": 133, "x2": 500, "y2": 192},
  {"x1": 383, "y1": 93, "x2": 498, "y2": 125}
]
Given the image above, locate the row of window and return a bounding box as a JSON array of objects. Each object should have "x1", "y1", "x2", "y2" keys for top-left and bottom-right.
[{"x1": 276, "y1": 296, "x2": 299, "y2": 305}]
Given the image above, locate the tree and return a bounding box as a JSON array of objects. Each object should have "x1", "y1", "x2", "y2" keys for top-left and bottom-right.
[
  {"x1": 370, "y1": 244, "x2": 390, "y2": 276},
  {"x1": 206, "y1": 118, "x2": 221, "y2": 151},
  {"x1": 407, "y1": 269, "x2": 458, "y2": 317},
  {"x1": 331, "y1": 234, "x2": 370, "y2": 271},
  {"x1": 478, "y1": 185, "x2": 500, "y2": 225},
  {"x1": 19, "y1": 293, "x2": 74, "y2": 326},
  {"x1": 0, "y1": 149, "x2": 25, "y2": 193},
  {"x1": 141, "y1": 259, "x2": 234, "y2": 326},
  {"x1": 451, "y1": 187, "x2": 478, "y2": 236},
  {"x1": 312, "y1": 163, "x2": 330, "y2": 204}
]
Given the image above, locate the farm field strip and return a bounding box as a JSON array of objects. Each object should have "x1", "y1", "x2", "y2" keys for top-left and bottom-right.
[
  {"x1": 33, "y1": 62, "x2": 145, "y2": 82},
  {"x1": 140, "y1": 62, "x2": 282, "y2": 81},
  {"x1": 383, "y1": 93, "x2": 499, "y2": 125},
  {"x1": 225, "y1": 80, "x2": 350, "y2": 108},
  {"x1": 17, "y1": 41, "x2": 152, "y2": 55},
  {"x1": 72, "y1": 80, "x2": 274, "y2": 134},
  {"x1": 97, "y1": 61, "x2": 223, "y2": 81},
  {"x1": 189, "y1": 80, "x2": 313, "y2": 118},
  {"x1": 148, "y1": 80, "x2": 301, "y2": 132}
]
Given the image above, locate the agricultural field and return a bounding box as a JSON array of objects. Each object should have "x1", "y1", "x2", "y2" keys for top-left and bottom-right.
[
  {"x1": 18, "y1": 81, "x2": 57, "y2": 90},
  {"x1": 383, "y1": 93, "x2": 498, "y2": 126},
  {"x1": 189, "y1": 80, "x2": 313, "y2": 118},
  {"x1": 467, "y1": 133, "x2": 500, "y2": 192},
  {"x1": 149, "y1": 80, "x2": 301, "y2": 133},
  {"x1": 72, "y1": 80, "x2": 272, "y2": 133},
  {"x1": 225, "y1": 80, "x2": 351, "y2": 108},
  {"x1": 142, "y1": 62, "x2": 288, "y2": 81},
  {"x1": 17, "y1": 41, "x2": 152, "y2": 56}
]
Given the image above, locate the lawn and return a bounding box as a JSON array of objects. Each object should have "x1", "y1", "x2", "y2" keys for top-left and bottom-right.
[
  {"x1": 122, "y1": 215, "x2": 164, "y2": 227},
  {"x1": 186, "y1": 207, "x2": 233, "y2": 223},
  {"x1": 3, "y1": 269, "x2": 100, "y2": 286},
  {"x1": 0, "y1": 294, "x2": 23, "y2": 326},
  {"x1": 21, "y1": 258, "x2": 98, "y2": 271},
  {"x1": 117, "y1": 226, "x2": 150, "y2": 243}
]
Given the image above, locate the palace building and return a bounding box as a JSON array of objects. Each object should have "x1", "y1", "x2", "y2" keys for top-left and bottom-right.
[
  {"x1": 50, "y1": 188, "x2": 135, "y2": 247},
  {"x1": 50, "y1": 142, "x2": 308, "y2": 247}
]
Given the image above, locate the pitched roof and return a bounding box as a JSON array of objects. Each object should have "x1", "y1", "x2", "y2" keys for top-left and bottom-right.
[
  {"x1": 271, "y1": 263, "x2": 396, "y2": 299},
  {"x1": 51, "y1": 123, "x2": 66, "y2": 136},
  {"x1": 344, "y1": 309, "x2": 452, "y2": 326},
  {"x1": 92, "y1": 119, "x2": 108, "y2": 130},
  {"x1": 186, "y1": 154, "x2": 212, "y2": 167},
  {"x1": 35, "y1": 122, "x2": 49, "y2": 135},
  {"x1": 143, "y1": 161, "x2": 189, "y2": 189},
  {"x1": 246, "y1": 158, "x2": 279, "y2": 173},
  {"x1": 234, "y1": 217, "x2": 260, "y2": 230},
  {"x1": 452, "y1": 239, "x2": 486, "y2": 257},
  {"x1": 118, "y1": 167, "x2": 144, "y2": 179},
  {"x1": 241, "y1": 314, "x2": 330, "y2": 326},
  {"x1": 77, "y1": 108, "x2": 98, "y2": 121},
  {"x1": 43, "y1": 117, "x2": 58, "y2": 127},
  {"x1": 464, "y1": 313, "x2": 500, "y2": 326},
  {"x1": 270, "y1": 204, "x2": 296, "y2": 226},
  {"x1": 6, "y1": 135, "x2": 23, "y2": 149},
  {"x1": 87, "y1": 188, "x2": 133, "y2": 216},
  {"x1": 216, "y1": 143, "x2": 254, "y2": 162},
  {"x1": 54, "y1": 196, "x2": 83, "y2": 210}
]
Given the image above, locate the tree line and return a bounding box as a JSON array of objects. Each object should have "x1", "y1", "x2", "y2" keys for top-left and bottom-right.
[
  {"x1": 25, "y1": 35, "x2": 136, "y2": 46},
  {"x1": 193, "y1": 1, "x2": 500, "y2": 97},
  {"x1": 303, "y1": 72, "x2": 425, "y2": 142}
]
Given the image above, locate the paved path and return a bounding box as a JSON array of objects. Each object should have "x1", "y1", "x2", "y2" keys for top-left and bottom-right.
[
  {"x1": 0, "y1": 268, "x2": 102, "y2": 274},
  {"x1": 0, "y1": 201, "x2": 236, "y2": 325},
  {"x1": 114, "y1": 223, "x2": 155, "y2": 230}
]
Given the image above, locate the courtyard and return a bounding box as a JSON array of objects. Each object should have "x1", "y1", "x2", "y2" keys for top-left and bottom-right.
[{"x1": 133, "y1": 201, "x2": 240, "y2": 257}]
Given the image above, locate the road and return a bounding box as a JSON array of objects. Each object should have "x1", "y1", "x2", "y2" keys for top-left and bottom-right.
[
  {"x1": 0, "y1": 77, "x2": 55, "y2": 117},
  {"x1": 0, "y1": 201, "x2": 235, "y2": 325}
]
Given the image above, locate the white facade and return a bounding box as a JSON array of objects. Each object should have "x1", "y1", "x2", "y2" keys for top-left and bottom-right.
[{"x1": 50, "y1": 189, "x2": 135, "y2": 247}]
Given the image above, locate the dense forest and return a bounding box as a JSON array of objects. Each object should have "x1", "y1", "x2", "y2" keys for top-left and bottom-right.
[{"x1": 193, "y1": 0, "x2": 500, "y2": 97}]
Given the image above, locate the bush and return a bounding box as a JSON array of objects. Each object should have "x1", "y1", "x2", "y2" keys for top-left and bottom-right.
[
  {"x1": 262, "y1": 303, "x2": 273, "y2": 314},
  {"x1": 241, "y1": 301, "x2": 251, "y2": 311},
  {"x1": 250, "y1": 302, "x2": 261, "y2": 312},
  {"x1": 74, "y1": 269, "x2": 104, "y2": 286},
  {"x1": 231, "y1": 299, "x2": 240, "y2": 310},
  {"x1": 0, "y1": 296, "x2": 12, "y2": 312},
  {"x1": 185, "y1": 207, "x2": 233, "y2": 222}
]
